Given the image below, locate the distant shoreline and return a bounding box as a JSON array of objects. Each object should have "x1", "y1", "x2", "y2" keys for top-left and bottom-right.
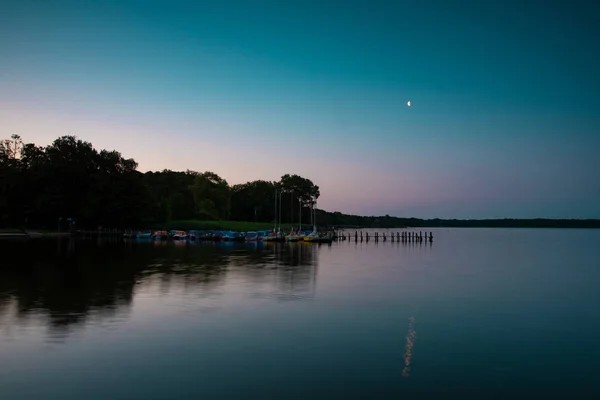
[{"x1": 317, "y1": 216, "x2": 600, "y2": 229}]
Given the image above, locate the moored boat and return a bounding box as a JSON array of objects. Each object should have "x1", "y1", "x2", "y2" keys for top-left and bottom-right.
[
  {"x1": 286, "y1": 228, "x2": 301, "y2": 242},
  {"x1": 264, "y1": 230, "x2": 285, "y2": 242},
  {"x1": 171, "y1": 230, "x2": 188, "y2": 240},
  {"x1": 303, "y1": 203, "x2": 322, "y2": 242},
  {"x1": 245, "y1": 231, "x2": 259, "y2": 241},
  {"x1": 222, "y1": 231, "x2": 245, "y2": 241},
  {"x1": 303, "y1": 231, "x2": 320, "y2": 242},
  {"x1": 256, "y1": 230, "x2": 270, "y2": 240},
  {"x1": 262, "y1": 188, "x2": 285, "y2": 242},
  {"x1": 211, "y1": 231, "x2": 224, "y2": 241},
  {"x1": 152, "y1": 230, "x2": 168, "y2": 240},
  {"x1": 187, "y1": 230, "x2": 201, "y2": 240}
]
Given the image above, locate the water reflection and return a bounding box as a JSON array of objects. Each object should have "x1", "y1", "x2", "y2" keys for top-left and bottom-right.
[
  {"x1": 0, "y1": 238, "x2": 320, "y2": 342},
  {"x1": 402, "y1": 315, "x2": 417, "y2": 378},
  {"x1": 265, "y1": 242, "x2": 318, "y2": 301}
]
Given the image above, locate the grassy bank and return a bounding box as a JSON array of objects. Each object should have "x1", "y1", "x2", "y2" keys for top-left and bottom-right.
[
  {"x1": 0, "y1": 228, "x2": 66, "y2": 234},
  {"x1": 0, "y1": 228, "x2": 25, "y2": 233},
  {"x1": 0, "y1": 229, "x2": 71, "y2": 239},
  {"x1": 158, "y1": 220, "x2": 296, "y2": 231}
]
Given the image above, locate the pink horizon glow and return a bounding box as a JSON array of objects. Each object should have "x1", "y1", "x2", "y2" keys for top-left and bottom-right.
[{"x1": 1, "y1": 103, "x2": 427, "y2": 216}]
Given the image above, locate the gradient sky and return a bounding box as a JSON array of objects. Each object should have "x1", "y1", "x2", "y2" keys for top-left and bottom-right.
[{"x1": 1, "y1": 0, "x2": 599, "y2": 218}]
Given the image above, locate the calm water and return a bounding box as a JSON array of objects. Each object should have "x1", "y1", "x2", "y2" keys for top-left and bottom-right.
[{"x1": 1, "y1": 229, "x2": 599, "y2": 399}]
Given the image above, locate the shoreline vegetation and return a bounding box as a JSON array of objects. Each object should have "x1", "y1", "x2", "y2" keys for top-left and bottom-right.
[
  {"x1": 2, "y1": 134, "x2": 599, "y2": 232},
  {"x1": 3, "y1": 214, "x2": 600, "y2": 239}
]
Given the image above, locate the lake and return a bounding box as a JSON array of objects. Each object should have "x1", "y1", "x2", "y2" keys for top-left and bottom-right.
[{"x1": 1, "y1": 228, "x2": 600, "y2": 399}]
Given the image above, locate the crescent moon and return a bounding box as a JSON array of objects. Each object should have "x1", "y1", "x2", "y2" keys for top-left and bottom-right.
[{"x1": 407, "y1": 101, "x2": 411, "y2": 107}]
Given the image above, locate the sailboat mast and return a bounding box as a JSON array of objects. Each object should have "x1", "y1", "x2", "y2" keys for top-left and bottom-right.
[
  {"x1": 313, "y1": 201, "x2": 317, "y2": 231},
  {"x1": 278, "y1": 189, "x2": 282, "y2": 232},
  {"x1": 299, "y1": 198, "x2": 302, "y2": 231},
  {"x1": 273, "y1": 188, "x2": 277, "y2": 232}
]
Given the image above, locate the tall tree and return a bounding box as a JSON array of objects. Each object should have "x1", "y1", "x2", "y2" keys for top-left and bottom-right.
[
  {"x1": 230, "y1": 180, "x2": 277, "y2": 222},
  {"x1": 0, "y1": 135, "x2": 24, "y2": 226},
  {"x1": 278, "y1": 174, "x2": 320, "y2": 226},
  {"x1": 190, "y1": 172, "x2": 231, "y2": 220}
]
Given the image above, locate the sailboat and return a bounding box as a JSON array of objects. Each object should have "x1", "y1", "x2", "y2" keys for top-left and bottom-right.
[
  {"x1": 286, "y1": 228, "x2": 299, "y2": 242},
  {"x1": 303, "y1": 203, "x2": 320, "y2": 242},
  {"x1": 302, "y1": 202, "x2": 333, "y2": 243},
  {"x1": 264, "y1": 188, "x2": 285, "y2": 242},
  {"x1": 286, "y1": 197, "x2": 302, "y2": 242}
]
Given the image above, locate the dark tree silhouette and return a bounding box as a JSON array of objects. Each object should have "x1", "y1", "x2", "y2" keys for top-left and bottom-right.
[{"x1": 1, "y1": 135, "x2": 598, "y2": 229}]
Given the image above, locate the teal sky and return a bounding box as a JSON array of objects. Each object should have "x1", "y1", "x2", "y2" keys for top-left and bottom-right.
[{"x1": 1, "y1": 0, "x2": 599, "y2": 218}]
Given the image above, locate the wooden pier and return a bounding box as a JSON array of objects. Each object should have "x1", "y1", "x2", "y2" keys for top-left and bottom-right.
[{"x1": 332, "y1": 230, "x2": 433, "y2": 244}]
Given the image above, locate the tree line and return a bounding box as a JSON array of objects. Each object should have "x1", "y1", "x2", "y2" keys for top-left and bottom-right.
[
  {"x1": 0, "y1": 135, "x2": 321, "y2": 229},
  {"x1": 316, "y1": 215, "x2": 600, "y2": 229},
  {"x1": 2, "y1": 134, "x2": 599, "y2": 230}
]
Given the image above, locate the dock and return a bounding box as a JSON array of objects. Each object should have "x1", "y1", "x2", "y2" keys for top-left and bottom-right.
[
  {"x1": 332, "y1": 230, "x2": 433, "y2": 244},
  {"x1": 72, "y1": 228, "x2": 433, "y2": 244}
]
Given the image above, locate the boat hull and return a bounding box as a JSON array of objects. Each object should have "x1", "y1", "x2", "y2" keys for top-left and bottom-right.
[
  {"x1": 303, "y1": 236, "x2": 319, "y2": 242},
  {"x1": 264, "y1": 236, "x2": 285, "y2": 242}
]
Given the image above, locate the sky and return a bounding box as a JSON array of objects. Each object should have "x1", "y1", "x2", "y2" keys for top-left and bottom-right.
[{"x1": 1, "y1": 0, "x2": 599, "y2": 219}]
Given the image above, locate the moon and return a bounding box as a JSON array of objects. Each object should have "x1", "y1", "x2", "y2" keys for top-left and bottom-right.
[{"x1": 407, "y1": 101, "x2": 411, "y2": 107}]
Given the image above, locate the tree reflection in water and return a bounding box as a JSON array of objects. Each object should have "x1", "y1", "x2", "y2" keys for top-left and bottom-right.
[{"x1": 0, "y1": 238, "x2": 320, "y2": 342}]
